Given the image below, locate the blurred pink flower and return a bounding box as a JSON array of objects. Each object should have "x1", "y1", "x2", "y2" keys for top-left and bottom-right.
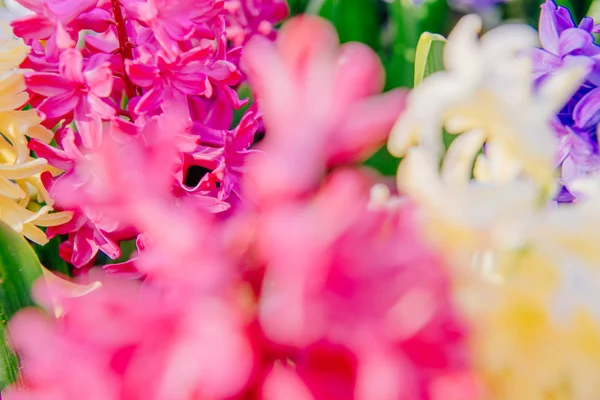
[
  {"x1": 254, "y1": 169, "x2": 476, "y2": 399},
  {"x1": 3, "y1": 273, "x2": 253, "y2": 400},
  {"x1": 241, "y1": 15, "x2": 407, "y2": 204}
]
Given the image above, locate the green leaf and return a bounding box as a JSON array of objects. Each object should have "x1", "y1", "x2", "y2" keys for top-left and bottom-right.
[
  {"x1": 384, "y1": 0, "x2": 448, "y2": 89},
  {"x1": 0, "y1": 221, "x2": 45, "y2": 389},
  {"x1": 413, "y1": 32, "x2": 457, "y2": 150},
  {"x1": 413, "y1": 32, "x2": 446, "y2": 87},
  {"x1": 317, "y1": 0, "x2": 382, "y2": 51}
]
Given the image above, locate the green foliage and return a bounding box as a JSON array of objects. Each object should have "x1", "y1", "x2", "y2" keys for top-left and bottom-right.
[
  {"x1": 413, "y1": 32, "x2": 446, "y2": 86},
  {"x1": 384, "y1": 0, "x2": 449, "y2": 89},
  {"x1": 318, "y1": 0, "x2": 383, "y2": 51},
  {"x1": 0, "y1": 221, "x2": 45, "y2": 389}
]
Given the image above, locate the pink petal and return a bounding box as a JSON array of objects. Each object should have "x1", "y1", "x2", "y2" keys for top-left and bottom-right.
[
  {"x1": 71, "y1": 227, "x2": 100, "y2": 267},
  {"x1": 329, "y1": 89, "x2": 407, "y2": 165},
  {"x1": 46, "y1": 0, "x2": 98, "y2": 24},
  {"x1": 55, "y1": 21, "x2": 76, "y2": 50},
  {"x1": 15, "y1": 0, "x2": 44, "y2": 12},
  {"x1": 277, "y1": 15, "x2": 339, "y2": 79},
  {"x1": 28, "y1": 139, "x2": 75, "y2": 170},
  {"x1": 335, "y1": 42, "x2": 385, "y2": 101},
  {"x1": 38, "y1": 92, "x2": 80, "y2": 120},
  {"x1": 134, "y1": 86, "x2": 165, "y2": 114},
  {"x1": 11, "y1": 15, "x2": 55, "y2": 40},
  {"x1": 85, "y1": 64, "x2": 114, "y2": 97},
  {"x1": 59, "y1": 49, "x2": 85, "y2": 83},
  {"x1": 87, "y1": 94, "x2": 116, "y2": 119},
  {"x1": 25, "y1": 73, "x2": 72, "y2": 97},
  {"x1": 125, "y1": 60, "x2": 158, "y2": 87},
  {"x1": 74, "y1": 9, "x2": 112, "y2": 33},
  {"x1": 74, "y1": 100, "x2": 103, "y2": 149}
]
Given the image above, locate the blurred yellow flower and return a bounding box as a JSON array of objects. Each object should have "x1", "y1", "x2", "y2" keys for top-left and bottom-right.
[
  {"x1": 388, "y1": 14, "x2": 589, "y2": 189},
  {"x1": 384, "y1": 14, "x2": 600, "y2": 399}
]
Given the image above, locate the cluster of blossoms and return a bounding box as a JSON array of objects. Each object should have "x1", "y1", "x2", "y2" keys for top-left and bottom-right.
[
  {"x1": 390, "y1": 6, "x2": 600, "y2": 397},
  {"x1": 4, "y1": 0, "x2": 600, "y2": 398},
  {"x1": 7, "y1": 0, "x2": 286, "y2": 270},
  {"x1": 2, "y1": 9, "x2": 479, "y2": 400}
]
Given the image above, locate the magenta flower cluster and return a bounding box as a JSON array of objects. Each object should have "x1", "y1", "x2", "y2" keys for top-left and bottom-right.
[{"x1": 13, "y1": 0, "x2": 286, "y2": 269}]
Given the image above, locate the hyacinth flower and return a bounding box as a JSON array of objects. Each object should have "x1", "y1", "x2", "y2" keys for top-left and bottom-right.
[
  {"x1": 384, "y1": 12, "x2": 600, "y2": 399},
  {"x1": 532, "y1": 0, "x2": 600, "y2": 201},
  {"x1": 0, "y1": 25, "x2": 71, "y2": 244},
  {"x1": 3, "y1": 14, "x2": 481, "y2": 399},
  {"x1": 241, "y1": 15, "x2": 407, "y2": 204},
  {"x1": 389, "y1": 14, "x2": 588, "y2": 189},
  {"x1": 3, "y1": 272, "x2": 254, "y2": 399},
  {"x1": 8, "y1": 0, "x2": 282, "y2": 268},
  {"x1": 387, "y1": 14, "x2": 592, "y2": 268}
]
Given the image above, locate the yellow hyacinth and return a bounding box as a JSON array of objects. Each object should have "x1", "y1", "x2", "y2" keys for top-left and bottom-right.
[
  {"x1": 385, "y1": 14, "x2": 600, "y2": 399},
  {"x1": 0, "y1": 24, "x2": 71, "y2": 244}
]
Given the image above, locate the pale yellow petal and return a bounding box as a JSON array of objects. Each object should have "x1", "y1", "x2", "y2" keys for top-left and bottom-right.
[
  {"x1": 444, "y1": 14, "x2": 482, "y2": 78},
  {"x1": 24, "y1": 176, "x2": 52, "y2": 205},
  {"x1": 0, "y1": 28, "x2": 28, "y2": 70},
  {"x1": 441, "y1": 129, "x2": 485, "y2": 186},
  {"x1": 25, "y1": 123, "x2": 53, "y2": 143},
  {"x1": 0, "y1": 174, "x2": 24, "y2": 198},
  {"x1": 21, "y1": 222, "x2": 48, "y2": 245},
  {"x1": 34, "y1": 210, "x2": 73, "y2": 227},
  {"x1": 0, "y1": 158, "x2": 47, "y2": 179},
  {"x1": 0, "y1": 90, "x2": 27, "y2": 112}
]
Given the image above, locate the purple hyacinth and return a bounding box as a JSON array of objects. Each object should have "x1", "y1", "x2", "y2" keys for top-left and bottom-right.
[{"x1": 532, "y1": 0, "x2": 600, "y2": 202}]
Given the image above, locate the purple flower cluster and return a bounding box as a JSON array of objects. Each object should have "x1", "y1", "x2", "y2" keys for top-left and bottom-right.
[
  {"x1": 532, "y1": 0, "x2": 600, "y2": 202},
  {"x1": 11, "y1": 0, "x2": 287, "y2": 269}
]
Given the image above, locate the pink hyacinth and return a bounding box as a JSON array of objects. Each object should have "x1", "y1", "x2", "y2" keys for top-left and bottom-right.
[
  {"x1": 3, "y1": 273, "x2": 253, "y2": 400},
  {"x1": 241, "y1": 15, "x2": 407, "y2": 204},
  {"x1": 251, "y1": 169, "x2": 477, "y2": 400},
  {"x1": 11, "y1": 0, "x2": 272, "y2": 266}
]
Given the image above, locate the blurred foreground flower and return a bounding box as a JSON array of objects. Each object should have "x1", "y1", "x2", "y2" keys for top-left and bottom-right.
[
  {"x1": 388, "y1": 12, "x2": 600, "y2": 399},
  {"x1": 388, "y1": 13, "x2": 588, "y2": 267},
  {"x1": 3, "y1": 15, "x2": 480, "y2": 400}
]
